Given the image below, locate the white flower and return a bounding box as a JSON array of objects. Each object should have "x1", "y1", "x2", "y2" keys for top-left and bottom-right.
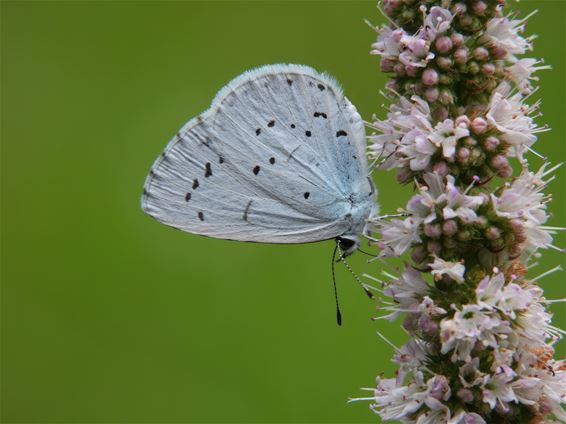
[
  {"x1": 481, "y1": 372, "x2": 518, "y2": 411},
  {"x1": 430, "y1": 257, "x2": 465, "y2": 283},
  {"x1": 371, "y1": 26, "x2": 405, "y2": 58},
  {"x1": 448, "y1": 411, "x2": 486, "y2": 424},
  {"x1": 507, "y1": 58, "x2": 551, "y2": 94},
  {"x1": 384, "y1": 267, "x2": 431, "y2": 309},
  {"x1": 424, "y1": 7, "x2": 454, "y2": 39},
  {"x1": 481, "y1": 15, "x2": 532, "y2": 60},
  {"x1": 475, "y1": 272, "x2": 505, "y2": 310},
  {"x1": 370, "y1": 372, "x2": 453, "y2": 422},
  {"x1": 486, "y1": 83, "x2": 547, "y2": 158},
  {"x1": 398, "y1": 129, "x2": 437, "y2": 171},
  {"x1": 491, "y1": 164, "x2": 559, "y2": 256},
  {"x1": 440, "y1": 305, "x2": 510, "y2": 362},
  {"x1": 428, "y1": 119, "x2": 469, "y2": 159},
  {"x1": 368, "y1": 95, "x2": 433, "y2": 171},
  {"x1": 378, "y1": 217, "x2": 422, "y2": 257}
]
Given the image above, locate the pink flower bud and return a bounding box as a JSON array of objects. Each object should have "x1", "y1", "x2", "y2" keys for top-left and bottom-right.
[
  {"x1": 472, "y1": 1, "x2": 487, "y2": 15},
  {"x1": 468, "y1": 61, "x2": 480, "y2": 74},
  {"x1": 436, "y1": 56, "x2": 452, "y2": 70},
  {"x1": 435, "y1": 36, "x2": 453, "y2": 54},
  {"x1": 424, "y1": 223, "x2": 442, "y2": 239},
  {"x1": 457, "y1": 147, "x2": 470, "y2": 163},
  {"x1": 443, "y1": 237, "x2": 458, "y2": 248},
  {"x1": 402, "y1": 314, "x2": 418, "y2": 332},
  {"x1": 454, "y1": 48, "x2": 468, "y2": 64},
  {"x1": 405, "y1": 63, "x2": 419, "y2": 77},
  {"x1": 484, "y1": 136, "x2": 500, "y2": 151},
  {"x1": 471, "y1": 117, "x2": 488, "y2": 134},
  {"x1": 396, "y1": 167, "x2": 412, "y2": 183},
  {"x1": 411, "y1": 245, "x2": 428, "y2": 263},
  {"x1": 453, "y1": 3, "x2": 467, "y2": 14},
  {"x1": 486, "y1": 226, "x2": 501, "y2": 240},
  {"x1": 490, "y1": 154, "x2": 509, "y2": 170},
  {"x1": 482, "y1": 63, "x2": 496, "y2": 75},
  {"x1": 442, "y1": 220, "x2": 458, "y2": 236},
  {"x1": 498, "y1": 165, "x2": 513, "y2": 178},
  {"x1": 451, "y1": 33, "x2": 465, "y2": 48},
  {"x1": 425, "y1": 87, "x2": 439, "y2": 102},
  {"x1": 473, "y1": 47, "x2": 489, "y2": 61},
  {"x1": 433, "y1": 161, "x2": 449, "y2": 176},
  {"x1": 509, "y1": 218, "x2": 527, "y2": 243},
  {"x1": 508, "y1": 243, "x2": 523, "y2": 259},
  {"x1": 433, "y1": 107, "x2": 450, "y2": 122},
  {"x1": 427, "y1": 240, "x2": 442, "y2": 255},
  {"x1": 393, "y1": 63, "x2": 405, "y2": 76},
  {"x1": 464, "y1": 136, "x2": 477, "y2": 146},
  {"x1": 422, "y1": 68, "x2": 439, "y2": 86},
  {"x1": 380, "y1": 58, "x2": 395, "y2": 72},
  {"x1": 418, "y1": 315, "x2": 439, "y2": 337},
  {"x1": 457, "y1": 388, "x2": 474, "y2": 403},
  {"x1": 491, "y1": 46, "x2": 507, "y2": 59}
]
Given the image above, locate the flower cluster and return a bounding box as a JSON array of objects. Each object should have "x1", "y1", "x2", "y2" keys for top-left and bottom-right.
[
  {"x1": 363, "y1": 265, "x2": 566, "y2": 423},
  {"x1": 358, "y1": 1, "x2": 565, "y2": 423}
]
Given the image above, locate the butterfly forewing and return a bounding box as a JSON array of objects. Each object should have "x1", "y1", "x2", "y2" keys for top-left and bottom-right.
[{"x1": 142, "y1": 64, "x2": 374, "y2": 243}]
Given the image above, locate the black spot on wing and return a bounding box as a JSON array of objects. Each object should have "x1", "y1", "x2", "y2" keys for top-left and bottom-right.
[
  {"x1": 192, "y1": 179, "x2": 199, "y2": 189},
  {"x1": 290, "y1": 124, "x2": 296, "y2": 129},
  {"x1": 185, "y1": 192, "x2": 191, "y2": 202},
  {"x1": 303, "y1": 192, "x2": 310, "y2": 199},
  {"x1": 336, "y1": 130, "x2": 348, "y2": 137},
  {"x1": 317, "y1": 84, "x2": 325, "y2": 91},
  {"x1": 305, "y1": 130, "x2": 312, "y2": 137},
  {"x1": 314, "y1": 112, "x2": 327, "y2": 119},
  {"x1": 198, "y1": 211, "x2": 204, "y2": 221},
  {"x1": 253, "y1": 165, "x2": 260, "y2": 175},
  {"x1": 219, "y1": 156, "x2": 224, "y2": 164},
  {"x1": 267, "y1": 120, "x2": 275, "y2": 127},
  {"x1": 287, "y1": 79, "x2": 293, "y2": 86},
  {"x1": 269, "y1": 157, "x2": 275, "y2": 164},
  {"x1": 256, "y1": 128, "x2": 261, "y2": 136},
  {"x1": 204, "y1": 162, "x2": 212, "y2": 178}
]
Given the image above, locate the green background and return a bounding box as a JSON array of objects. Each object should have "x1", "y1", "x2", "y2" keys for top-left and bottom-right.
[{"x1": 1, "y1": 1, "x2": 564, "y2": 422}]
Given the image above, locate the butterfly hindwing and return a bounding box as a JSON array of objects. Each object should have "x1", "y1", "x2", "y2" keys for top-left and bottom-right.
[{"x1": 142, "y1": 64, "x2": 374, "y2": 243}]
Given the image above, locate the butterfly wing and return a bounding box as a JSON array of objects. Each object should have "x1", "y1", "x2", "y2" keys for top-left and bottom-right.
[{"x1": 141, "y1": 64, "x2": 375, "y2": 243}]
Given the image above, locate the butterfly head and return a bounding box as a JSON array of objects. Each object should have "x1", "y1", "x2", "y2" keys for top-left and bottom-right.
[{"x1": 336, "y1": 235, "x2": 360, "y2": 258}]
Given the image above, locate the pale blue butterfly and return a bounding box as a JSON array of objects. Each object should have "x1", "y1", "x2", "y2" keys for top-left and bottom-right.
[{"x1": 141, "y1": 64, "x2": 379, "y2": 322}]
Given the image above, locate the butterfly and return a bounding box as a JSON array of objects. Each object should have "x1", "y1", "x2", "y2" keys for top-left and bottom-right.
[{"x1": 141, "y1": 64, "x2": 378, "y2": 264}]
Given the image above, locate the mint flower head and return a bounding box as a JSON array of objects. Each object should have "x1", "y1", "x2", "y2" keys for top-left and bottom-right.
[{"x1": 355, "y1": 1, "x2": 566, "y2": 422}]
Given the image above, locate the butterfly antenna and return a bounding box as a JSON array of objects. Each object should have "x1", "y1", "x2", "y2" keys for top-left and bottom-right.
[
  {"x1": 337, "y1": 247, "x2": 375, "y2": 300},
  {"x1": 331, "y1": 244, "x2": 343, "y2": 326}
]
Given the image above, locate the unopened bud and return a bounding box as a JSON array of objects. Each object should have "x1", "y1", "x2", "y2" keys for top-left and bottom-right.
[
  {"x1": 457, "y1": 388, "x2": 474, "y2": 403},
  {"x1": 438, "y1": 89, "x2": 454, "y2": 105},
  {"x1": 473, "y1": 47, "x2": 490, "y2": 61},
  {"x1": 435, "y1": 36, "x2": 453, "y2": 54},
  {"x1": 436, "y1": 56, "x2": 453, "y2": 70},
  {"x1": 468, "y1": 61, "x2": 480, "y2": 74},
  {"x1": 433, "y1": 160, "x2": 449, "y2": 176},
  {"x1": 491, "y1": 154, "x2": 509, "y2": 170},
  {"x1": 471, "y1": 117, "x2": 488, "y2": 134},
  {"x1": 451, "y1": 33, "x2": 465, "y2": 48},
  {"x1": 425, "y1": 87, "x2": 439, "y2": 102},
  {"x1": 424, "y1": 223, "x2": 442, "y2": 239},
  {"x1": 422, "y1": 68, "x2": 439, "y2": 86},
  {"x1": 486, "y1": 226, "x2": 502, "y2": 240},
  {"x1": 427, "y1": 240, "x2": 442, "y2": 255},
  {"x1": 396, "y1": 167, "x2": 413, "y2": 183},
  {"x1": 454, "y1": 48, "x2": 468, "y2": 64},
  {"x1": 457, "y1": 147, "x2": 470, "y2": 163},
  {"x1": 380, "y1": 58, "x2": 395, "y2": 72},
  {"x1": 498, "y1": 165, "x2": 513, "y2": 178},
  {"x1": 411, "y1": 245, "x2": 428, "y2": 263},
  {"x1": 442, "y1": 220, "x2": 458, "y2": 236},
  {"x1": 484, "y1": 136, "x2": 500, "y2": 151},
  {"x1": 457, "y1": 230, "x2": 471, "y2": 241},
  {"x1": 394, "y1": 63, "x2": 406, "y2": 76},
  {"x1": 482, "y1": 63, "x2": 496, "y2": 75},
  {"x1": 472, "y1": 0, "x2": 487, "y2": 15},
  {"x1": 509, "y1": 219, "x2": 526, "y2": 243}
]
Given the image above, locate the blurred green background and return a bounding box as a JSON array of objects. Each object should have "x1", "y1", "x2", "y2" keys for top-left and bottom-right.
[{"x1": 1, "y1": 1, "x2": 564, "y2": 422}]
